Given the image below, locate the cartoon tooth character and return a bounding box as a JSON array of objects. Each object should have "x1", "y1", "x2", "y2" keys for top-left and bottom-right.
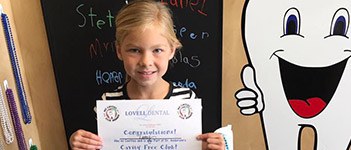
[{"x1": 235, "y1": 0, "x2": 351, "y2": 149}]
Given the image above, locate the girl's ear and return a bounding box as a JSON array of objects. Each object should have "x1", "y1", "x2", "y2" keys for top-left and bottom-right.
[
  {"x1": 169, "y1": 46, "x2": 177, "y2": 60},
  {"x1": 116, "y1": 44, "x2": 123, "y2": 60}
]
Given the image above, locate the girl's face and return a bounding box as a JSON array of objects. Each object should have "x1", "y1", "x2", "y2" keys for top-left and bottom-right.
[{"x1": 117, "y1": 24, "x2": 176, "y2": 88}]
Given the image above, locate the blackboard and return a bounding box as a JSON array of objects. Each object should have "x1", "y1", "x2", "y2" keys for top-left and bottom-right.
[{"x1": 40, "y1": 0, "x2": 222, "y2": 143}]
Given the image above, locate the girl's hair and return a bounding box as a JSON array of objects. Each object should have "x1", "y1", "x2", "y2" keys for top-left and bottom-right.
[{"x1": 115, "y1": 0, "x2": 181, "y2": 49}]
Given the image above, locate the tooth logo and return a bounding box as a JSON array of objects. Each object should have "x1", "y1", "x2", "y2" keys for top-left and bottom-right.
[
  {"x1": 103, "y1": 106, "x2": 119, "y2": 122},
  {"x1": 177, "y1": 104, "x2": 193, "y2": 119},
  {"x1": 235, "y1": 0, "x2": 351, "y2": 149}
]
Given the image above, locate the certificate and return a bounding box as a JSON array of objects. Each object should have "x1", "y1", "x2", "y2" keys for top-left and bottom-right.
[{"x1": 96, "y1": 99, "x2": 202, "y2": 150}]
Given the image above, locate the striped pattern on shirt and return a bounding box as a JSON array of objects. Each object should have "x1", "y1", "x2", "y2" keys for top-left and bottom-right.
[{"x1": 101, "y1": 82, "x2": 197, "y2": 100}]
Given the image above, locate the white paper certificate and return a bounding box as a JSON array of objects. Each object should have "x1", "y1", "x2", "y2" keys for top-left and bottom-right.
[{"x1": 96, "y1": 99, "x2": 202, "y2": 150}]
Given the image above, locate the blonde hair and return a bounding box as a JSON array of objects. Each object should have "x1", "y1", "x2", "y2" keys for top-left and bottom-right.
[
  {"x1": 115, "y1": 0, "x2": 181, "y2": 49},
  {"x1": 115, "y1": 0, "x2": 181, "y2": 82}
]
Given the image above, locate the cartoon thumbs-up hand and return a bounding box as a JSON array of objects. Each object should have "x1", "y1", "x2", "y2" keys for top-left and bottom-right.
[{"x1": 234, "y1": 65, "x2": 264, "y2": 115}]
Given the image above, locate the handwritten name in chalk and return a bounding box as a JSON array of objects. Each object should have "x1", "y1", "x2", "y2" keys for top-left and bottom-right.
[
  {"x1": 173, "y1": 79, "x2": 197, "y2": 89},
  {"x1": 89, "y1": 38, "x2": 116, "y2": 59},
  {"x1": 174, "y1": 25, "x2": 210, "y2": 40},
  {"x1": 96, "y1": 70, "x2": 123, "y2": 85},
  {"x1": 161, "y1": 0, "x2": 208, "y2": 16},
  {"x1": 171, "y1": 51, "x2": 201, "y2": 68},
  {"x1": 76, "y1": 4, "x2": 114, "y2": 29}
]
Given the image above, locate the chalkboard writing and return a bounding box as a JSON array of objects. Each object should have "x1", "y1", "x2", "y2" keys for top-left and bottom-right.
[
  {"x1": 172, "y1": 51, "x2": 201, "y2": 68},
  {"x1": 160, "y1": 0, "x2": 208, "y2": 16},
  {"x1": 173, "y1": 78, "x2": 197, "y2": 89},
  {"x1": 89, "y1": 38, "x2": 115, "y2": 59},
  {"x1": 41, "y1": 0, "x2": 222, "y2": 144},
  {"x1": 174, "y1": 25, "x2": 210, "y2": 40},
  {"x1": 95, "y1": 70, "x2": 123, "y2": 85},
  {"x1": 76, "y1": 4, "x2": 115, "y2": 29}
]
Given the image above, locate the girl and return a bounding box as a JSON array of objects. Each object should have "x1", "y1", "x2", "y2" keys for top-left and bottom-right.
[{"x1": 69, "y1": 0, "x2": 225, "y2": 149}]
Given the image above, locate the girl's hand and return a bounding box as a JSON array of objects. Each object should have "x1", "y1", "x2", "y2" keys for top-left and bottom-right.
[
  {"x1": 197, "y1": 133, "x2": 225, "y2": 150},
  {"x1": 69, "y1": 129, "x2": 103, "y2": 150}
]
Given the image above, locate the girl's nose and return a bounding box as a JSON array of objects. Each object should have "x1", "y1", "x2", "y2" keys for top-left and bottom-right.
[{"x1": 139, "y1": 52, "x2": 153, "y2": 66}]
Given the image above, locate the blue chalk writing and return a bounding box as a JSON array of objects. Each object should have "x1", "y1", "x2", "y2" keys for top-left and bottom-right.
[
  {"x1": 174, "y1": 25, "x2": 210, "y2": 40},
  {"x1": 96, "y1": 70, "x2": 123, "y2": 85},
  {"x1": 173, "y1": 79, "x2": 197, "y2": 89}
]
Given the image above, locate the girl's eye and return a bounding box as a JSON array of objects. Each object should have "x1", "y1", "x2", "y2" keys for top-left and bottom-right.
[
  {"x1": 283, "y1": 8, "x2": 301, "y2": 35},
  {"x1": 128, "y1": 48, "x2": 140, "y2": 53},
  {"x1": 330, "y1": 8, "x2": 349, "y2": 37},
  {"x1": 153, "y1": 48, "x2": 163, "y2": 53}
]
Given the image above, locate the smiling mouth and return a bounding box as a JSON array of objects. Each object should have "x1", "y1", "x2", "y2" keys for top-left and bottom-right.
[
  {"x1": 139, "y1": 71, "x2": 155, "y2": 75},
  {"x1": 279, "y1": 57, "x2": 347, "y2": 118},
  {"x1": 140, "y1": 72, "x2": 152, "y2": 75}
]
